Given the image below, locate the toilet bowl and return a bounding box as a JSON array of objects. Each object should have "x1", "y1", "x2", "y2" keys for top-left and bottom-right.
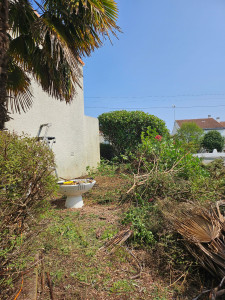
[{"x1": 58, "y1": 179, "x2": 96, "y2": 208}]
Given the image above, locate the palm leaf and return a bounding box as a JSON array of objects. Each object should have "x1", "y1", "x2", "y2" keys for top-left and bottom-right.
[
  {"x1": 173, "y1": 205, "x2": 225, "y2": 278},
  {"x1": 6, "y1": 0, "x2": 119, "y2": 113},
  {"x1": 7, "y1": 59, "x2": 33, "y2": 113},
  {"x1": 174, "y1": 209, "x2": 221, "y2": 243},
  {"x1": 9, "y1": 0, "x2": 36, "y2": 31}
]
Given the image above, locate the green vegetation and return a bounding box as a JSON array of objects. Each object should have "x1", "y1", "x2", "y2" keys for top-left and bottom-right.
[
  {"x1": 98, "y1": 110, "x2": 169, "y2": 155},
  {"x1": 0, "y1": 131, "x2": 58, "y2": 296},
  {"x1": 202, "y1": 130, "x2": 224, "y2": 152},
  {"x1": 175, "y1": 122, "x2": 204, "y2": 152},
  {"x1": 2, "y1": 126, "x2": 225, "y2": 299},
  {"x1": 109, "y1": 279, "x2": 135, "y2": 294},
  {"x1": 119, "y1": 130, "x2": 225, "y2": 295},
  {"x1": 122, "y1": 205, "x2": 156, "y2": 246}
]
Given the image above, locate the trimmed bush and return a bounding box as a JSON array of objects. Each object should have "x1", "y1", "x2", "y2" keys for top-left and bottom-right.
[
  {"x1": 98, "y1": 110, "x2": 169, "y2": 155},
  {"x1": 202, "y1": 130, "x2": 224, "y2": 152},
  {"x1": 0, "y1": 131, "x2": 58, "y2": 296}
]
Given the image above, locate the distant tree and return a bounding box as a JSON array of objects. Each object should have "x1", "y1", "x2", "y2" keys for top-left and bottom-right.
[
  {"x1": 98, "y1": 110, "x2": 169, "y2": 155},
  {"x1": 202, "y1": 131, "x2": 224, "y2": 152},
  {"x1": 175, "y1": 122, "x2": 204, "y2": 152}
]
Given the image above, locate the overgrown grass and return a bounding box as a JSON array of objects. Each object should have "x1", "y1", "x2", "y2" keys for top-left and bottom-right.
[{"x1": 4, "y1": 133, "x2": 225, "y2": 299}]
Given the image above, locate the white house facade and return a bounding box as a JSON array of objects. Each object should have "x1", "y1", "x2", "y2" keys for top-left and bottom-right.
[
  {"x1": 172, "y1": 116, "x2": 225, "y2": 137},
  {"x1": 7, "y1": 66, "x2": 100, "y2": 179}
]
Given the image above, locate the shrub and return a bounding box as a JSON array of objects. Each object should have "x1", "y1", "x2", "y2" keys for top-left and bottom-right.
[
  {"x1": 0, "y1": 131, "x2": 58, "y2": 296},
  {"x1": 121, "y1": 131, "x2": 224, "y2": 278},
  {"x1": 202, "y1": 130, "x2": 224, "y2": 152},
  {"x1": 134, "y1": 129, "x2": 208, "y2": 180},
  {"x1": 98, "y1": 110, "x2": 169, "y2": 155}
]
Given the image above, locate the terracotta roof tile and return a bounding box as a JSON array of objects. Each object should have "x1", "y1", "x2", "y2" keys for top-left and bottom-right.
[
  {"x1": 220, "y1": 121, "x2": 225, "y2": 127},
  {"x1": 176, "y1": 118, "x2": 225, "y2": 129}
]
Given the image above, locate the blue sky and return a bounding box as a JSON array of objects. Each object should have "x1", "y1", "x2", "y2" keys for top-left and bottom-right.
[{"x1": 83, "y1": 0, "x2": 225, "y2": 132}]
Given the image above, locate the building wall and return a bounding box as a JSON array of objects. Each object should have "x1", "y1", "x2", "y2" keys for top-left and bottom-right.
[
  {"x1": 7, "y1": 69, "x2": 100, "y2": 179},
  {"x1": 84, "y1": 116, "x2": 100, "y2": 170},
  {"x1": 171, "y1": 121, "x2": 180, "y2": 135},
  {"x1": 204, "y1": 128, "x2": 225, "y2": 137}
]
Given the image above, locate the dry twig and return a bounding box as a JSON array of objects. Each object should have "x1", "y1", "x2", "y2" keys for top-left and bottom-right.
[{"x1": 46, "y1": 272, "x2": 55, "y2": 300}]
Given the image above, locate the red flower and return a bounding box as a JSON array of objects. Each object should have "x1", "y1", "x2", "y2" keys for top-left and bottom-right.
[
  {"x1": 148, "y1": 198, "x2": 154, "y2": 202},
  {"x1": 155, "y1": 135, "x2": 162, "y2": 141}
]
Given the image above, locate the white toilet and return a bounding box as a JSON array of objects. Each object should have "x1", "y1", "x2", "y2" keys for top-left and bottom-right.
[{"x1": 58, "y1": 179, "x2": 96, "y2": 208}]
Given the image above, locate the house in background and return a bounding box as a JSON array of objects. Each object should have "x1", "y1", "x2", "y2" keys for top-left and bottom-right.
[
  {"x1": 7, "y1": 62, "x2": 100, "y2": 179},
  {"x1": 172, "y1": 115, "x2": 225, "y2": 137}
]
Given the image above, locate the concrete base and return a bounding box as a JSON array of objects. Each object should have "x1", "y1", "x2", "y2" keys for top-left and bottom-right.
[
  {"x1": 193, "y1": 149, "x2": 225, "y2": 165},
  {"x1": 65, "y1": 195, "x2": 84, "y2": 208}
]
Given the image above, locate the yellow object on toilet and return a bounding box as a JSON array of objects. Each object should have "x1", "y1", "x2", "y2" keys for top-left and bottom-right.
[{"x1": 63, "y1": 181, "x2": 74, "y2": 185}]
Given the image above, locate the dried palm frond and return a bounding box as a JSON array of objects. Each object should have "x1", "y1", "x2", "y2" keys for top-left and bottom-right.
[
  {"x1": 172, "y1": 204, "x2": 225, "y2": 278},
  {"x1": 173, "y1": 209, "x2": 221, "y2": 243},
  {"x1": 99, "y1": 226, "x2": 133, "y2": 253}
]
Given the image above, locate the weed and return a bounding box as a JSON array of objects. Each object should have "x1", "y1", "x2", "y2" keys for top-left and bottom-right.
[
  {"x1": 40, "y1": 214, "x2": 90, "y2": 255},
  {"x1": 87, "y1": 160, "x2": 118, "y2": 177},
  {"x1": 51, "y1": 269, "x2": 65, "y2": 284},
  {"x1": 64, "y1": 284, "x2": 72, "y2": 290},
  {"x1": 112, "y1": 246, "x2": 130, "y2": 263},
  {"x1": 101, "y1": 226, "x2": 118, "y2": 240},
  {"x1": 122, "y1": 204, "x2": 156, "y2": 246},
  {"x1": 109, "y1": 279, "x2": 135, "y2": 294},
  {"x1": 150, "y1": 284, "x2": 170, "y2": 300},
  {"x1": 71, "y1": 265, "x2": 100, "y2": 284}
]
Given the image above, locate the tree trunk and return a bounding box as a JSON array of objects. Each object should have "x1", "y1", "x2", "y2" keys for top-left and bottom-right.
[{"x1": 0, "y1": 0, "x2": 9, "y2": 130}]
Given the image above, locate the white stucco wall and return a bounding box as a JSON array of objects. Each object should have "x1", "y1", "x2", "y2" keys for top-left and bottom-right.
[
  {"x1": 7, "y1": 69, "x2": 100, "y2": 179},
  {"x1": 84, "y1": 116, "x2": 100, "y2": 170},
  {"x1": 203, "y1": 128, "x2": 225, "y2": 137},
  {"x1": 171, "y1": 121, "x2": 179, "y2": 135}
]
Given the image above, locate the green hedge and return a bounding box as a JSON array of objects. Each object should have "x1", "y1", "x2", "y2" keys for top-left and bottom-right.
[{"x1": 98, "y1": 110, "x2": 169, "y2": 155}]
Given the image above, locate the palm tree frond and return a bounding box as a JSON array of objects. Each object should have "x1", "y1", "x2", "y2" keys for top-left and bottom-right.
[
  {"x1": 41, "y1": 0, "x2": 120, "y2": 56},
  {"x1": 9, "y1": 0, "x2": 37, "y2": 36},
  {"x1": 174, "y1": 210, "x2": 221, "y2": 243},
  {"x1": 5, "y1": 0, "x2": 119, "y2": 120},
  {"x1": 7, "y1": 60, "x2": 33, "y2": 113},
  {"x1": 172, "y1": 205, "x2": 225, "y2": 278}
]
